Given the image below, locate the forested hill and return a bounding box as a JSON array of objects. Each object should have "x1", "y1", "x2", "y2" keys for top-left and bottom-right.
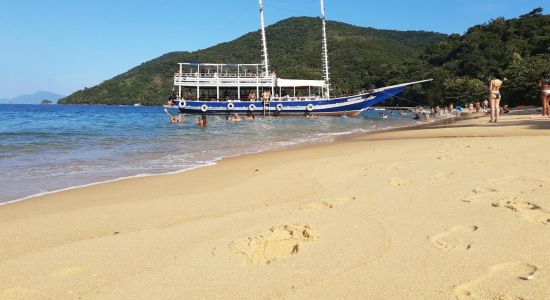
[
  {"x1": 383, "y1": 8, "x2": 550, "y2": 107},
  {"x1": 60, "y1": 10, "x2": 550, "y2": 107},
  {"x1": 58, "y1": 17, "x2": 446, "y2": 105}
]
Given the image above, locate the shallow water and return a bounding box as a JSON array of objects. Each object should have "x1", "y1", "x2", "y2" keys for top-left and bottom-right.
[{"x1": 0, "y1": 104, "x2": 426, "y2": 203}]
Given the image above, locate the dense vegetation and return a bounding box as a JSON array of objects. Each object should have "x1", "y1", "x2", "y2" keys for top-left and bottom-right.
[
  {"x1": 59, "y1": 17, "x2": 445, "y2": 105},
  {"x1": 60, "y1": 9, "x2": 550, "y2": 107},
  {"x1": 388, "y1": 8, "x2": 550, "y2": 107}
]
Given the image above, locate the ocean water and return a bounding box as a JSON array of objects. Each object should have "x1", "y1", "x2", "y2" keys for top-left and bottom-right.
[{"x1": 0, "y1": 104, "x2": 428, "y2": 204}]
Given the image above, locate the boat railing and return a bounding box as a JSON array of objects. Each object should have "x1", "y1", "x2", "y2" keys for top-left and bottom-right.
[
  {"x1": 272, "y1": 96, "x2": 321, "y2": 101},
  {"x1": 174, "y1": 73, "x2": 275, "y2": 86},
  {"x1": 172, "y1": 96, "x2": 322, "y2": 102},
  {"x1": 174, "y1": 72, "x2": 269, "y2": 79}
]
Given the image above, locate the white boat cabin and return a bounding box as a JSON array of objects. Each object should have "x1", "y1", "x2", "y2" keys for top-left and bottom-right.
[{"x1": 174, "y1": 63, "x2": 328, "y2": 102}]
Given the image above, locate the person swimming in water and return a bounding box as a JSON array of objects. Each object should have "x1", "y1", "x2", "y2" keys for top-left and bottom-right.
[
  {"x1": 163, "y1": 108, "x2": 184, "y2": 123},
  {"x1": 196, "y1": 115, "x2": 207, "y2": 127},
  {"x1": 231, "y1": 113, "x2": 242, "y2": 122},
  {"x1": 488, "y1": 74, "x2": 504, "y2": 123},
  {"x1": 538, "y1": 72, "x2": 550, "y2": 117}
]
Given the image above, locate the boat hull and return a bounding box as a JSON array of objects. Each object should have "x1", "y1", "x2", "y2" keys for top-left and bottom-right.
[{"x1": 171, "y1": 86, "x2": 405, "y2": 116}]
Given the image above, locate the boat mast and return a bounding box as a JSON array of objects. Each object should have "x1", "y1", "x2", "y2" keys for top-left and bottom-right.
[
  {"x1": 320, "y1": 0, "x2": 331, "y2": 99},
  {"x1": 259, "y1": 0, "x2": 270, "y2": 75}
]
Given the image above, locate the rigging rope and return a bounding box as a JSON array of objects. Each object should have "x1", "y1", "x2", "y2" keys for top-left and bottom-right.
[{"x1": 380, "y1": 91, "x2": 427, "y2": 107}]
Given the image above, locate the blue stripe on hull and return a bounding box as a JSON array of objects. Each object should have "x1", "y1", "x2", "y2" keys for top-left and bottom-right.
[{"x1": 174, "y1": 87, "x2": 404, "y2": 116}]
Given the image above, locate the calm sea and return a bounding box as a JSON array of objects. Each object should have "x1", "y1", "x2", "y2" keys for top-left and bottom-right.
[{"x1": 0, "y1": 104, "x2": 429, "y2": 204}]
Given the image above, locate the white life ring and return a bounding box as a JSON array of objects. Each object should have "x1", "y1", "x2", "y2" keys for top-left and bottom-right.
[
  {"x1": 227, "y1": 103, "x2": 235, "y2": 110},
  {"x1": 306, "y1": 104, "x2": 314, "y2": 112},
  {"x1": 201, "y1": 104, "x2": 208, "y2": 112},
  {"x1": 249, "y1": 104, "x2": 256, "y2": 111},
  {"x1": 178, "y1": 100, "x2": 186, "y2": 108},
  {"x1": 276, "y1": 103, "x2": 284, "y2": 111}
]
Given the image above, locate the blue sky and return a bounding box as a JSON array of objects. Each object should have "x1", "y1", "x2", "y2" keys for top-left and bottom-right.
[{"x1": 0, "y1": 0, "x2": 547, "y2": 98}]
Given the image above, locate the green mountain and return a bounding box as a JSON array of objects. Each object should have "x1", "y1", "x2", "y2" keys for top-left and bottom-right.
[
  {"x1": 59, "y1": 10, "x2": 550, "y2": 107},
  {"x1": 59, "y1": 17, "x2": 446, "y2": 105},
  {"x1": 386, "y1": 8, "x2": 550, "y2": 107}
]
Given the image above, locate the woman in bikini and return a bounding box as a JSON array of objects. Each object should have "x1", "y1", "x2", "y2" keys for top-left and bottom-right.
[
  {"x1": 538, "y1": 72, "x2": 550, "y2": 117},
  {"x1": 488, "y1": 75, "x2": 504, "y2": 123}
]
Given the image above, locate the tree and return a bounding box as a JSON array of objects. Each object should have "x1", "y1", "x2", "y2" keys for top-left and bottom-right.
[
  {"x1": 520, "y1": 8, "x2": 543, "y2": 18},
  {"x1": 443, "y1": 77, "x2": 486, "y2": 105},
  {"x1": 504, "y1": 54, "x2": 550, "y2": 106}
]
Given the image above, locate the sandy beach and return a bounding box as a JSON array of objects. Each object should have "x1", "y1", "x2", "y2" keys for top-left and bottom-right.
[{"x1": 1, "y1": 114, "x2": 550, "y2": 299}]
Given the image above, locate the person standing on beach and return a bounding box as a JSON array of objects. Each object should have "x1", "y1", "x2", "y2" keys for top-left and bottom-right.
[
  {"x1": 538, "y1": 72, "x2": 550, "y2": 117},
  {"x1": 488, "y1": 75, "x2": 504, "y2": 123}
]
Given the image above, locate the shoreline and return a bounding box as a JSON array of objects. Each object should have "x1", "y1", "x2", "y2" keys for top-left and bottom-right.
[
  {"x1": 0, "y1": 114, "x2": 457, "y2": 207},
  {"x1": 2, "y1": 113, "x2": 549, "y2": 299}
]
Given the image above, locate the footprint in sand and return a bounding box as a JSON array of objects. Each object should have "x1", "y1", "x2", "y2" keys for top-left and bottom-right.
[
  {"x1": 1, "y1": 287, "x2": 38, "y2": 299},
  {"x1": 385, "y1": 163, "x2": 404, "y2": 171},
  {"x1": 461, "y1": 186, "x2": 501, "y2": 203},
  {"x1": 492, "y1": 198, "x2": 550, "y2": 225},
  {"x1": 449, "y1": 141, "x2": 464, "y2": 147},
  {"x1": 430, "y1": 225, "x2": 479, "y2": 251},
  {"x1": 170, "y1": 210, "x2": 390, "y2": 299},
  {"x1": 436, "y1": 154, "x2": 457, "y2": 161},
  {"x1": 50, "y1": 265, "x2": 85, "y2": 278},
  {"x1": 430, "y1": 172, "x2": 455, "y2": 182},
  {"x1": 448, "y1": 141, "x2": 474, "y2": 150},
  {"x1": 454, "y1": 262, "x2": 541, "y2": 300},
  {"x1": 390, "y1": 177, "x2": 413, "y2": 187},
  {"x1": 463, "y1": 176, "x2": 550, "y2": 204},
  {"x1": 230, "y1": 224, "x2": 317, "y2": 264},
  {"x1": 487, "y1": 176, "x2": 549, "y2": 193},
  {"x1": 436, "y1": 149, "x2": 458, "y2": 161},
  {"x1": 299, "y1": 196, "x2": 356, "y2": 211}
]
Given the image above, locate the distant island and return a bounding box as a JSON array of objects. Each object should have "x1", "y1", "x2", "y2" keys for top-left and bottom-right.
[
  {"x1": 41, "y1": 99, "x2": 53, "y2": 104},
  {"x1": 0, "y1": 91, "x2": 64, "y2": 105},
  {"x1": 59, "y1": 8, "x2": 550, "y2": 107}
]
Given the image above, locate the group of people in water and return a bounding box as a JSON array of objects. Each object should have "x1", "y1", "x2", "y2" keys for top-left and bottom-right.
[
  {"x1": 163, "y1": 108, "x2": 259, "y2": 126},
  {"x1": 226, "y1": 114, "x2": 255, "y2": 122},
  {"x1": 163, "y1": 108, "x2": 208, "y2": 127}
]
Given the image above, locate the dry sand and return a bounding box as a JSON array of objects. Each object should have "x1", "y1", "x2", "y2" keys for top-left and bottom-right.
[{"x1": 1, "y1": 114, "x2": 550, "y2": 299}]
